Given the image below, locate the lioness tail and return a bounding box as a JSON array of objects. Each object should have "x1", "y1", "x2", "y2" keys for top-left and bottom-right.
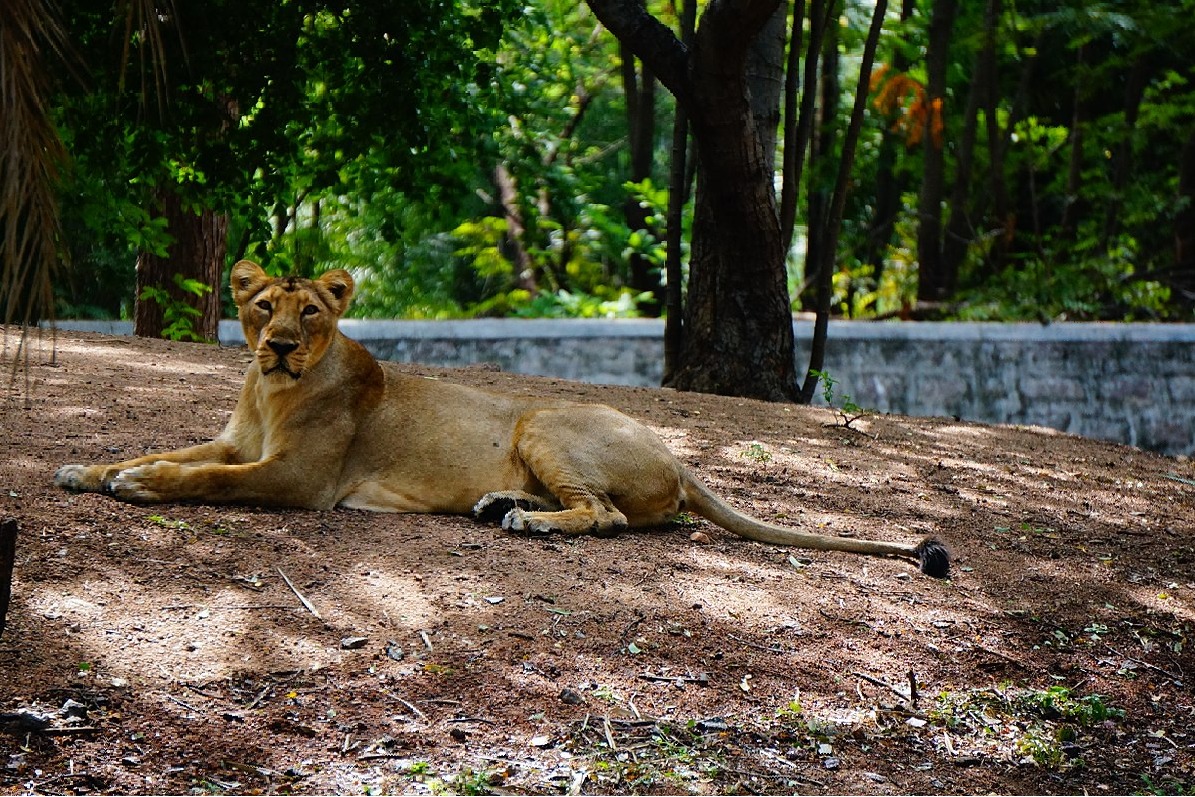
[{"x1": 679, "y1": 472, "x2": 950, "y2": 578}]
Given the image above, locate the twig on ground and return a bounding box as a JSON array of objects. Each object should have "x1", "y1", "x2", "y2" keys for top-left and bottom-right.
[
  {"x1": 853, "y1": 670, "x2": 916, "y2": 709},
  {"x1": 245, "y1": 685, "x2": 272, "y2": 710},
  {"x1": 602, "y1": 716, "x2": 618, "y2": 750},
  {"x1": 276, "y1": 567, "x2": 322, "y2": 620},
  {"x1": 1104, "y1": 643, "x2": 1183, "y2": 681},
  {"x1": 639, "y1": 672, "x2": 710, "y2": 686},
  {"x1": 162, "y1": 693, "x2": 203, "y2": 713},
  {"x1": 381, "y1": 690, "x2": 427, "y2": 721}
]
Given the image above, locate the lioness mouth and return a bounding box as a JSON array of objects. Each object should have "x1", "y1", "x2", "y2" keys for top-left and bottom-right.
[{"x1": 263, "y1": 361, "x2": 302, "y2": 379}]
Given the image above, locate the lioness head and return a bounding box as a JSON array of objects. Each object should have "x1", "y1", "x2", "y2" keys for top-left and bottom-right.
[{"x1": 230, "y1": 260, "x2": 354, "y2": 381}]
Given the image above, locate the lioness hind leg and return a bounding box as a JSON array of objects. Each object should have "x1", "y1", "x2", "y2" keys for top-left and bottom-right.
[{"x1": 472, "y1": 491, "x2": 559, "y2": 523}]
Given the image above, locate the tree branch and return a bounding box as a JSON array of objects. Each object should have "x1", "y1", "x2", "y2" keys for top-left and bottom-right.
[{"x1": 585, "y1": 0, "x2": 690, "y2": 105}]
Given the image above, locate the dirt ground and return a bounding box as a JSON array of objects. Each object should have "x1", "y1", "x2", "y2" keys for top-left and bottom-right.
[{"x1": 1, "y1": 328, "x2": 1193, "y2": 796}]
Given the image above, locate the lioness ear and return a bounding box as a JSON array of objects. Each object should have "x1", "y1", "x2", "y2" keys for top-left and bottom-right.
[
  {"x1": 318, "y1": 269, "x2": 354, "y2": 315},
  {"x1": 231, "y1": 260, "x2": 270, "y2": 306}
]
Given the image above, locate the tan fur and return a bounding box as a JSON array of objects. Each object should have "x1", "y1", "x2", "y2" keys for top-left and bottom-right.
[{"x1": 55, "y1": 261, "x2": 949, "y2": 576}]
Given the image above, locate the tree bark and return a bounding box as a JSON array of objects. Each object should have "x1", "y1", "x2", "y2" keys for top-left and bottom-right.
[
  {"x1": 915, "y1": 0, "x2": 957, "y2": 303},
  {"x1": 134, "y1": 188, "x2": 226, "y2": 341},
  {"x1": 668, "y1": 0, "x2": 795, "y2": 400},
  {"x1": 590, "y1": 0, "x2": 797, "y2": 401}
]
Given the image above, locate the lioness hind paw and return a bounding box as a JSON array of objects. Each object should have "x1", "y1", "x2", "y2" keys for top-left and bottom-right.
[
  {"x1": 474, "y1": 493, "x2": 535, "y2": 523},
  {"x1": 500, "y1": 508, "x2": 557, "y2": 536},
  {"x1": 473, "y1": 492, "x2": 552, "y2": 523}
]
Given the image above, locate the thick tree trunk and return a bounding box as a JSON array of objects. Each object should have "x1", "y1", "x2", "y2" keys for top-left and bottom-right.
[
  {"x1": 665, "y1": 0, "x2": 796, "y2": 401},
  {"x1": 134, "y1": 188, "x2": 226, "y2": 341},
  {"x1": 588, "y1": 0, "x2": 794, "y2": 401},
  {"x1": 915, "y1": 0, "x2": 957, "y2": 303}
]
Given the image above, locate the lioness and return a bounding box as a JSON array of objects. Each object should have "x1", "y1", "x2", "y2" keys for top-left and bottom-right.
[{"x1": 56, "y1": 260, "x2": 949, "y2": 577}]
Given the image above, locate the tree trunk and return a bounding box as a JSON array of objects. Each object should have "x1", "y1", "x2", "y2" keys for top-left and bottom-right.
[
  {"x1": 666, "y1": 0, "x2": 796, "y2": 401},
  {"x1": 801, "y1": 0, "x2": 889, "y2": 403},
  {"x1": 915, "y1": 0, "x2": 957, "y2": 304},
  {"x1": 1060, "y1": 43, "x2": 1086, "y2": 239},
  {"x1": 620, "y1": 46, "x2": 663, "y2": 313},
  {"x1": 941, "y1": 0, "x2": 990, "y2": 281},
  {"x1": 799, "y1": 8, "x2": 838, "y2": 313},
  {"x1": 662, "y1": 0, "x2": 697, "y2": 383},
  {"x1": 493, "y1": 163, "x2": 539, "y2": 294},
  {"x1": 588, "y1": 0, "x2": 794, "y2": 401},
  {"x1": 134, "y1": 188, "x2": 226, "y2": 341},
  {"x1": 861, "y1": 0, "x2": 915, "y2": 279},
  {"x1": 1101, "y1": 55, "x2": 1150, "y2": 250}
]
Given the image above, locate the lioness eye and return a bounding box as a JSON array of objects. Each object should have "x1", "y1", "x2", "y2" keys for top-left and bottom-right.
[
  {"x1": 302, "y1": 304, "x2": 319, "y2": 316},
  {"x1": 256, "y1": 299, "x2": 272, "y2": 313}
]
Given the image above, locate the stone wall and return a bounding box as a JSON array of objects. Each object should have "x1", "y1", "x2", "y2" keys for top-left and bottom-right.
[{"x1": 54, "y1": 318, "x2": 1195, "y2": 456}]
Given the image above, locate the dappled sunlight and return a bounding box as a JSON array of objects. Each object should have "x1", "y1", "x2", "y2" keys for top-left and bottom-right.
[
  {"x1": 645, "y1": 424, "x2": 699, "y2": 459},
  {"x1": 6, "y1": 332, "x2": 1195, "y2": 794},
  {"x1": 52, "y1": 340, "x2": 243, "y2": 378}
]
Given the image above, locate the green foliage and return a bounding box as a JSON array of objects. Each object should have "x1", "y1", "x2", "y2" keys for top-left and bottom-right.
[
  {"x1": 740, "y1": 443, "x2": 772, "y2": 463},
  {"x1": 137, "y1": 273, "x2": 214, "y2": 341},
  {"x1": 955, "y1": 235, "x2": 1171, "y2": 322},
  {"x1": 808, "y1": 369, "x2": 870, "y2": 429},
  {"x1": 40, "y1": 0, "x2": 1195, "y2": 326},
  {"x1": 931, "y1": 684, "x2": 1123, "y2": 768}
]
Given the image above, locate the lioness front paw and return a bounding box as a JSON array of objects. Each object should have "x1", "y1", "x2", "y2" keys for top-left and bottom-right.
[{"x1": 108, "y1": 462, "x2": 178, "y2": 503}]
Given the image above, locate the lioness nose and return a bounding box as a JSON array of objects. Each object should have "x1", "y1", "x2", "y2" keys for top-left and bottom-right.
[{"x1": 267, "y1": 339, "x2": 299, "y2": 357}]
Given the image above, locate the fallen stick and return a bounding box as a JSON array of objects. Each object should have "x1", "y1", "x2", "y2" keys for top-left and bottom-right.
[
  {"x1": 639, "y1": 672, "x2": 710, "y2": 686},
  {"x1": 853, "y1": 670, "x2": 916, "y2": 708},
  {"x1": 276, "y1": 567, "x2": 322, "y2": 620},
  {"x1": 381, "y1": 690, "x2": 427, "y2": 721}
]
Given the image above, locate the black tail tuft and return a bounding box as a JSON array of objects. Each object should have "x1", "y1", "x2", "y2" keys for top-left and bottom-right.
[{"x1": 914, "y1": 538, "x2": 951, "y2": 579}]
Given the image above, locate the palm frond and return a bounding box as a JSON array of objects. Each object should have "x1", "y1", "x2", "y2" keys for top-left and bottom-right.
[
  {"x1": 117, "y1": 0, "x2": 187, "y2": 117},
  {"x1": 0, "y1": 0, "x2": 72, "y2": 332}
]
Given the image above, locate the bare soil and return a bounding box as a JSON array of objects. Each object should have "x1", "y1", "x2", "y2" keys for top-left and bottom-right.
[{"x1": 2, "y1": 329, "x2": 1194, "y2": 795}]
